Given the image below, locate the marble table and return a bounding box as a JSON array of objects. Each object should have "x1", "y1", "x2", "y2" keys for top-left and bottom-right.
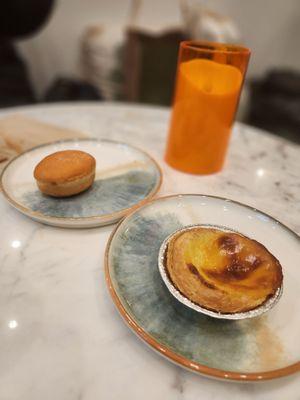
[{"x1": 0, "y1": 102, "x2": 299, "y2": 400}]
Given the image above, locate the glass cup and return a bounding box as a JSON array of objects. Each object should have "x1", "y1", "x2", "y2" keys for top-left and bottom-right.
[{"x1": 165, "y1": 41, "x2": 250, "y2": 174}]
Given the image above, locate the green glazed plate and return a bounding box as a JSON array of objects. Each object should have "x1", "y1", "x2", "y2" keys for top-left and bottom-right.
[
  {"x1": 1, "y1": 139, "x2": 162, "y2": 228},
  {"x1": 105, "y1": 194, "x2": 300, "y2": 381}
]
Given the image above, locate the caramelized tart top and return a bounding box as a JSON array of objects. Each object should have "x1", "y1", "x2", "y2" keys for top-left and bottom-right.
[{"x1": 165, "y1": 227, "x2": 283, "y2": 313}]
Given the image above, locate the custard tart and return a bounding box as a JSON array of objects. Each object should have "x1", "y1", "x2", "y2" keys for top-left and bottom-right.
[{"x1": 165, "y1": 227, "x2": 283, "y2": 314}]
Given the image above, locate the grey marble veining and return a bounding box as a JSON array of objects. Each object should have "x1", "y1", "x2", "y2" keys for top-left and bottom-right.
[{"x1": 0, "y1": 102, "x2": 299, "y2": 400}]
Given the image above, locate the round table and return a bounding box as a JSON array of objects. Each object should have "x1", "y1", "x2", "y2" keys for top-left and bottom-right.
[{"x1": 0, "y1": 102, "x2": 299, "y2": 399}]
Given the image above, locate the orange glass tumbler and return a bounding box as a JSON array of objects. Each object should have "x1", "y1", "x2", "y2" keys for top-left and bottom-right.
[{"x1": 165, "y1": 41, "x2": 250, "y2": 174}]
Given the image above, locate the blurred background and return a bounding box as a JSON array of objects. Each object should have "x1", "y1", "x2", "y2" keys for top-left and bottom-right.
[{"x1": 1, "y1": 0, "x2": 299, "y2": 142}]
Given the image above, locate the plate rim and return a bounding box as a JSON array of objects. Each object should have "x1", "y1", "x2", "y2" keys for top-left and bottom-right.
[
  {"x1": 0, "y1": 138, "x2": 163, "y2": 225},
  {"x1": 105, "y1": 193, "x2": 300, "y2": 381}
]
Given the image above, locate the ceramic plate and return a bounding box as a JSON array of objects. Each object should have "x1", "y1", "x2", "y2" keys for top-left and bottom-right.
[
  {"x1": 1, "y1": 139, "x2": 162, "y2": 228},
  {"x1": 105, "y1": 194, "x2": 300, "y2": 381}
]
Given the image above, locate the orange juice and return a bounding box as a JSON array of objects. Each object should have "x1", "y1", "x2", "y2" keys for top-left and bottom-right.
[{"x1": 165, "y1": 42, "x2": 250, "y2": 174}]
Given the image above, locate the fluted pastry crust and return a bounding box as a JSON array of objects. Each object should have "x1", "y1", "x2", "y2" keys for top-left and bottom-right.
[{"x1": 165, "y1": 227, "x2": 283, "y2": 313}]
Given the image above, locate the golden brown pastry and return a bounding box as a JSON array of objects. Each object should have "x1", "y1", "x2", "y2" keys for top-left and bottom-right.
[
  {"x1": 165, "y1": 227, "x2": 283, "y2": 313},
  {"x1": 34, "y1": 150, "x2": 96, "y2": 197}
]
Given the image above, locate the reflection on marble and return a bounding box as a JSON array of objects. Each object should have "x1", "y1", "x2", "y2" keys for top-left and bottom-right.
[{"x1": 0, "y1": 103, "x2": 299, "y2": 400}]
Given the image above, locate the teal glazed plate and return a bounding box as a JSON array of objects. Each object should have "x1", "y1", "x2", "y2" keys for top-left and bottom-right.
[
  {"x1": 1, "y1": 139, "x2": 162, "y2": 228},
  {"x1": 105, "y1": 194, "x2": 300, "y2": 381}
]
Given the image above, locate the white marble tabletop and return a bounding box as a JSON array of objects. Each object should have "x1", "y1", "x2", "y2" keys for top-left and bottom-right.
[{"x1": 0, "y1": 102, "x2": 299, "y2": 400}]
